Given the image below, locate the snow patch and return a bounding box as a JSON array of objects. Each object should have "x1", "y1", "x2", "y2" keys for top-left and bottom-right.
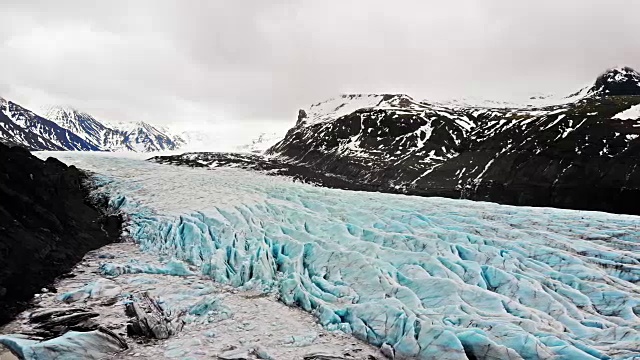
[{"x1": 613, "y1": 104, "x2": 640, "y2": 120}]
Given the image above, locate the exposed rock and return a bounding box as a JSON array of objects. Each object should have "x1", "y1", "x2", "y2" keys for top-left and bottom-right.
[
  {"x1": 0, "y1": 143, "x2": 123, "y2": 324},
  {"x1": 303, "y1": 352, "x2": 354, "y2": 360},
  {"x1": 26, "y1": 308, "x2": 100, "y2": 338},
  {"x1": 125, "y1": 292, "x2": 184, "y2": 339},
  {"x1": 297, "y1": 109, "x2": 309, "y2": 126}
]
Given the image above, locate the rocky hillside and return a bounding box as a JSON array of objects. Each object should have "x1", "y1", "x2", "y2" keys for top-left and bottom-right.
[
  {"x1": 0, "y1": 143, "x2": 122, "y2": 324},
  {"x1": 263, "y1": 67, "x2": 640, "y2": 215}
]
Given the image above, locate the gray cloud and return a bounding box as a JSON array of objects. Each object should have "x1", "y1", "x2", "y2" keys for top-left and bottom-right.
[{"x1": 1, "y1": 0, "x2": 639, "y2": 133}]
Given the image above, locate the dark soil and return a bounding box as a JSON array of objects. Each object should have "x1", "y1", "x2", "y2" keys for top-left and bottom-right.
[{"x1": 0, "y1": 143, "x2": 122, "y2": 325}]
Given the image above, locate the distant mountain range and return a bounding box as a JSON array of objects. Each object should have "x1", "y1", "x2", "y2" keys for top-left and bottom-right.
[
  {"x1": 0, "y1": 98, "x2": 286, "y2": 153},
  {"x1": 0, "y1": 99, "x2": 183, "y2": 152},
  {"x1": 153, "y1": 66, "x2": 640, "y2": 215}
]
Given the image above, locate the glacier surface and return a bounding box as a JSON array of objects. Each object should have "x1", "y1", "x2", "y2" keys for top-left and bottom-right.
[{"x1": 32, "y1": 152, "x2": 640, "y2": 359}]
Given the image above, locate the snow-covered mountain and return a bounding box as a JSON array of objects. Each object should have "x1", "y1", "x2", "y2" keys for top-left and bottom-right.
[
  {"x1": 45, "y1": 106, "x2": 184, "y2": 152},
  {"x1": 263, "y1": 66, "x2": 640, "y2": 214},
  {"x1": 168, "y1": 129, "x2": 285, "y2": 153},
  {"x1": 0, "y1": 100, "x2": 183, "y2": 152},
  {"x1": 0, "y1": 100, "x2": 62, "y2": 150},
  {"x1": 234, "y1": 132, "x2": 284, "y2": 153},
  {"x1": 43, "y1": 106, "x2": 111, "y2": 148},
  {"x1": 100, "y1": 119, "x2": 184, "y2": 152},
  {"x1": 1, "y1": 99, "x2": 100, "y2": 151}
]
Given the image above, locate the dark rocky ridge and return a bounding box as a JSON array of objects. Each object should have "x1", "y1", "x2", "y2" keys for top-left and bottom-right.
[
  {"x1": 153, "y1": 67, "x2": 640, "y2": 216},
  {"x1": 0, "y1": 143, "x2": 122, "y2": 325},
  {"x1": 591, "y1": 66, "x2": 640, "y2": 96},
  {"x1": 265, "y1": 68, "x2": 640, "y2": 215}
]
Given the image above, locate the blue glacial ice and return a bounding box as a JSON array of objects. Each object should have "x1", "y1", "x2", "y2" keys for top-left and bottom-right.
[
  {"x1": 0, "y1": 330, "x2": 125, "y2": 360},
  {"x1": 37, "y1": 152, "x2": 640, "y2": 359},
  {"x1": 57, "y1": 278, "x2": 122, "y2": 303}
]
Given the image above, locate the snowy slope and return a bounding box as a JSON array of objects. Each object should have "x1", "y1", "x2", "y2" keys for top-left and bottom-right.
[
  {"x1": 234, "y1": 132, "x2": 285, "y2": 153},
  {"x1": 164, "y1": 130, "x2": 225, "y2": 152},
  {"x1": 171, "y1": 129, "x2": 285, "y2": 153},
  {"x1": 46, "y1": 106, "x2": 183, "y2": 152},
  {"x1": 43, "y1": 106, "x2": 110, "y2": 148},
  {"x1": 300, "y1": 94, "x2": 428, "y2": 126},
  {"x1": 438, "y1": 66, "x2": 640, "y2": 109},
  {"x1": 1, "y1": 99, "x2": 99, "y2": 150},
  {"x1": 613, "y1": 103, "x2": 640, "y2": 120},
  {"x1": 0, "y1": 106, "x2": 64, "y2": 150},
  {"x1": 7, "y1": 152, "x2": 639, "y2": 360},
  {"x1": 104, "y1": 121, "x2": 183, "y2": 152}
]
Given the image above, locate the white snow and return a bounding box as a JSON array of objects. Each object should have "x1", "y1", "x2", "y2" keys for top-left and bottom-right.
[
  {"x1": 540, "y1": 114, "x2": 567, "y2": 131},
  {"x1": 433, "y1": 85, "x2": 592, "y2": 110},
  {"x1": 301, "y1": 94, "x2": 428, "y2": 126},
  {"x1": 613, "y1": 104, "x2": 640, "y2": 120},
  {"x1": 302, "y1": 94, "x2": 389, "y2": 125}
]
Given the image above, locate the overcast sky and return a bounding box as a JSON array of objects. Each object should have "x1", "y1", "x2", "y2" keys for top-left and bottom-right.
[{"x1": 1, "y1": 0, "x2": 639, "y2": 134}]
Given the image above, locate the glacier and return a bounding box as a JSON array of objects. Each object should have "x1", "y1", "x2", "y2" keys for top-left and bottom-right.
[{"x1": 20, "y1": 152, "x2": 640, "y2": 359}]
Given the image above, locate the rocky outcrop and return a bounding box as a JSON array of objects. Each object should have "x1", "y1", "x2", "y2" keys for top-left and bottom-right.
[
  {"x1": 125, "y1": 292, "x2": 184, "y2": 339},
  {"x1": 0, "y1": 143, "x2": 122, "y2": 325},
  {"x1": 590, "y1": 66, "x2": 640, "y2": 96}
]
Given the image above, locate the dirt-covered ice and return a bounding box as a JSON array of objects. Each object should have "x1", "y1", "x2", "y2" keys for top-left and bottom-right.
[{"x1": 2, "y1": 243, "x2": 382, "y2": 359}]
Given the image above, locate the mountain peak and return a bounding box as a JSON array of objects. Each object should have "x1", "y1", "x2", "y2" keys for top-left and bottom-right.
[
  {"x1": 590, "y1": 66, "x2": 640, "y2": 96},
  {"x1": 44, "y1": 105, "x2": 94, "y2": 119}
]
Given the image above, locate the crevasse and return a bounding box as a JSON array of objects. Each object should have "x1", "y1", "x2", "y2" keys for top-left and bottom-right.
[{"x1": 54, "y1": 154, "x2": 640, "y2": 359}]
